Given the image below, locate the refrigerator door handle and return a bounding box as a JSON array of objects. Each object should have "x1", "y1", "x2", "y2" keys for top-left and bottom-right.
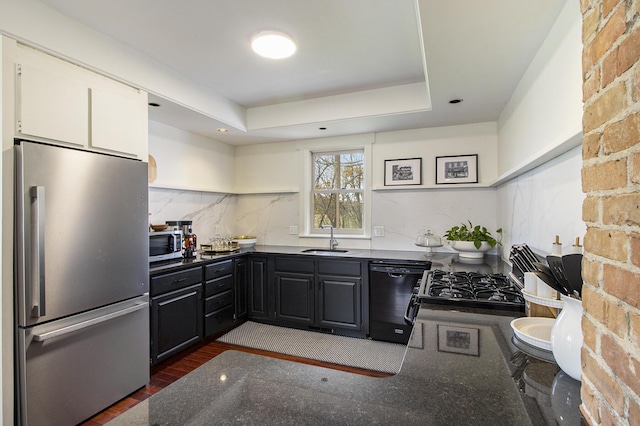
[
  {"x1": 30, "y1": 186, "x2": 46, "y2": 318},
  {"x1": 32, "y1": 302, "x2": 147, "y2": 342}
]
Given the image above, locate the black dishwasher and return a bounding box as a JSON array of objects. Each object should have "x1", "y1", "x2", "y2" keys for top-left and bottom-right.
[{"x1": 369, "y1": 260, "x2": 431, "y2": 344}]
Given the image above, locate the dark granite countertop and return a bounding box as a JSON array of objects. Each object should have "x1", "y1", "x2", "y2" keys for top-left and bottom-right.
[
  {"x1": 150, "y1": 245, "x2": 510, "y2": 275},
  {"x1": 107, "y1": 305, "x2": 581, "y2": 425}
]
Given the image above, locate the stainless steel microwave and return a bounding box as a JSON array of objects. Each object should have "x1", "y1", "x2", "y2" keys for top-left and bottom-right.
[{"x1": 149, "y1": 230, "x2": 182, "y2": 262}]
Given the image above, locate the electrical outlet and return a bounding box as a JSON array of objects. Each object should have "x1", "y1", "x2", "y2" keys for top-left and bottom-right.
[
  {"x1": 373, "y1": 226, "x2": 385, "y2": 237},
  {"x1": 289, "y1": 225, "x2": 298, "y2": 235}
]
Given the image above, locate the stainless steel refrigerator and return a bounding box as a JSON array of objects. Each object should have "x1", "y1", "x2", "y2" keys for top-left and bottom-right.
[{"x1": 14, "y1": 140, "x2": 150, "y2": 425}]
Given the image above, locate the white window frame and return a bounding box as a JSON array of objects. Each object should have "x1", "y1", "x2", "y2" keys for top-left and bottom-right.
[
  {"x1": 298, "y1": 135, "x2": 372, "y2": 240},
  {"x1": 311, "y1": 149, "x2": 364, "y2": 235}
]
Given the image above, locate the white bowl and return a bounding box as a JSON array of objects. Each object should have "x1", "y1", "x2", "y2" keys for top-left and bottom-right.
[
  {"x1": 232, "y1": 236, "x2": 257, "y2": 247},
  {"x1": 449, "y1": 240, "x2": 492, "y2": 258},
  {"x1": 510, "y1": 317, "x2": 555, "y2": 351}
]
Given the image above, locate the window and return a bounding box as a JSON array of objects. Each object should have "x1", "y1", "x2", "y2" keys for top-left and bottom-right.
[{"x1": 312, "y1": 150, "x2": 364, "y2": 233}]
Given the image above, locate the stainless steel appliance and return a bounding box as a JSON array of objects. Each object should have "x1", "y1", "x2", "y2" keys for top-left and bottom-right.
[
  {"x1": 149, "y1": 229, "x2": 183, "y2": 262},
  {"x1": 14, "y1": 140, "x2": 150, "y2": 425},
  {"x1": 416, "y1": 270, "x2": 525, "y2": 310},
  {"x1": 369, "y1": 260, "x2": 431, "y2": 344}
]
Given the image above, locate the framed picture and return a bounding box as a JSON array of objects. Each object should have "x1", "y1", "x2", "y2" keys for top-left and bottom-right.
[
  {"x1": 435, "y1": 154, "x2": 478, "y2": 184},
  {"x1": 437, "y1": 324, "x2": 479, "y2": 356},
  {"x1": 384, "y1": 158, "x2": 422, "y2": 186}
]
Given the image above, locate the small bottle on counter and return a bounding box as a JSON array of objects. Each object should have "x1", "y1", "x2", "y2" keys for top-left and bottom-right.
[{"x1": 551, "y1": 235, "x2": 563, "y2": 255}]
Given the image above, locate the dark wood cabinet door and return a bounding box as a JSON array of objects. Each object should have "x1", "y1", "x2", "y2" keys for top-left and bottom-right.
[
  {"x1": 247, "y1": 256, "x2": 269, "y2": 319},
  {"x1": 274, "y1": 272, "x2": 315, "y2": 325},
  {"x1": 234, "y1": 258, "x2": 248, "y2": 321},
  {"x1": 317, "y1": 275, "x2": 362, "y2": 331},
  {"x1": 150, "y1": 283, "x2": 203, "y2": 365}
]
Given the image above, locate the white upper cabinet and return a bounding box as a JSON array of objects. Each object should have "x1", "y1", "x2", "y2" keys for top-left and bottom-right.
[
  {"x1": 90, "y1": 87, "x2": 147, "y2": 158},
  {"x1": 14, "y1": 44, "x2": 148, "y2": 160},
  {"x1": 18, "y1": 63, "x2": 89, "y2": 147}
]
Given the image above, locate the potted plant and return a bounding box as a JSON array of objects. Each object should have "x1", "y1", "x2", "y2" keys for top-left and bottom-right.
[{"x1": 444, "y1": 221, "x2": 502, "y2": 258}]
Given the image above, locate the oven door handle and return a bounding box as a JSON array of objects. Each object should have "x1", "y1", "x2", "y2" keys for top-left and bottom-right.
[{"x1": 404, "y1": 294, "x2": 419, "y2": 326}]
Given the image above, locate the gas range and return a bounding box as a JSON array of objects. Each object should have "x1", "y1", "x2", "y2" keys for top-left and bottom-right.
[{"x1": 416, "y1": 270, "x2": 525, "y2": 311}]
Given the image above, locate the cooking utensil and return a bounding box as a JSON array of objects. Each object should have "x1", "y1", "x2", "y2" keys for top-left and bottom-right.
[
  {"x1": 509, "y1": 248, "x2": 529, "y2": 273},
  {"x1": 546, "y1": 255, "x2": 575, "y2": 296},
  {"x1": 533, "y1": 271, "x2": 569, "y2": 296},
  {"x1": 519, "y1": 245, "x2": 540, "y2": 270},
  {"x1": 509, "y1": 249, "x2": 530, "y2": 274},
  {"x1": 533, "y1": 261, "x2": 571, "y2": 296},
  {"x1": 561, "y1": 253, "x2": 583, "y2": 297}
]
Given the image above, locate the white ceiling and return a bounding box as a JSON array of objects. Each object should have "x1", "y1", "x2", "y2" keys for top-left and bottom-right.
[{"x1": 38, "y1": 0, "x2": 567, "y2": 145}]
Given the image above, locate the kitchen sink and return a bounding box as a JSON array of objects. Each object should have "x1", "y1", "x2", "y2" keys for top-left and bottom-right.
[{"x1": 300, "y1": 248, "x2": 349, "y2": 255}]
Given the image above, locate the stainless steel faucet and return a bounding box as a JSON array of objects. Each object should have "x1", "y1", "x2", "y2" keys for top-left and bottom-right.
[{"x1": 320, "y1": 224, "x2": 339, "y2": 250}]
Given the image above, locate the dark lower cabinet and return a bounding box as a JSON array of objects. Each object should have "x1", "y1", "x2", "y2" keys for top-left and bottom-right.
[
  {"x1": 204, "y1": 260, "x2": 235, "y2": 337},
  {"x1": 274, "y1": 272, "x2": 314, "y2": 325},
  {"x1": 234, "y1": 258, "x2": 248, "y2": 321},
  {"x1": 149, "y1": 253, "x2": 367, "y2": 364},
  {"x1": 150, "y1": 283, "x2": 203, "y2": 365},
  {"x1": 317, "y1": 275, "x2": 361, "y2": 331},
  {"x1": 248, "y1": 256, "x2": 269, "y2": 319},
  {"x1": 271, "y1": 256, "x2": 365, "y2": 337}
]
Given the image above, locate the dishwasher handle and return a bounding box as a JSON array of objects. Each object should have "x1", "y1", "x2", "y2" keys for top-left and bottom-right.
[{"x1": 369, "y1": 265, "x2": 427, "y2": 275}]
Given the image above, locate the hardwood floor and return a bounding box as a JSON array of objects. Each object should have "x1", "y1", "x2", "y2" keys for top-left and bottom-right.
[{"x1": 81, "y1": 334, "x2": 391, "y2": 425}]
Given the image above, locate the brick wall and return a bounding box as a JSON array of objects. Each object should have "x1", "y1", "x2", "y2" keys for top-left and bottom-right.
[{"x1": 581, "y1": 0, "x2": 640, "y2": 424}]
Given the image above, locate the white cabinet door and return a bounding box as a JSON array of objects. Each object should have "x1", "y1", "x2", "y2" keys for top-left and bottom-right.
[
  {"x1": 91, "y1": 87, "x2": 148, "y2": 159},
  {"x1": 18, "y1": 63, "x2": 89, "y2": 146}
]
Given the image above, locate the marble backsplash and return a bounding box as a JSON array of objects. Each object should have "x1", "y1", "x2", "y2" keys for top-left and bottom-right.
[
  {"x1": 497, "y1": 146, "x2": 585, "y2": 257},
  {"x1": 371, "y1": 187, "x2": 500, "y2": 253},
  {"x1": 148, "y1": 187, "x2": 236, "y2": 244},
  {"x1": 149, "y1": 146, "x2": 584, "y2": 256},
  {"x1": 148, "y1": 188, "x2": 299, "y2": 246}
]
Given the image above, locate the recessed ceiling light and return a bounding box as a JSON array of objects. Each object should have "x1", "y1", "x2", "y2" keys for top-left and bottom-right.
[
  {"x1": 449, "y1": 99, "x2": 463, "y2": 104},
  {"x1": 251, "y1": 31, "x2": 297, "y2": 59},
  {"x1": 217, "y1": 128, "x2": 229, "y2": 133},
  {"x1": 148, "y1": 102, "x2": 161, "y2": 107}
]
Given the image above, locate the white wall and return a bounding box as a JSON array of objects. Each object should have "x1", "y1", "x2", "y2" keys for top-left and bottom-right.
[
  {"x1": 231, "y1": 123, "x2": 501, "y2": 251},
  {"x1": 235, "y1": 193, "x2": 300, "y2": 246},
  {"x1": 371, "y1": 188, "x2": 499, "y2": 253},
  {"x1": 373, "y1": 123, "x2": 498, "y2": 187},
  {"x1": 495, "y1": 0, "x2": 583, "y2": 257},
  {"x1": 148, "y1": 120, "x2": 238, "y2": 243},
  {"x1": 149, "y1": 188, "x2": 237, "y2": 244},
  {"x1": 234, "y1": 140, "x2": 300, "y2": 193},
  {"x1": 497, "y1": 146, "x2": 584, "y2": 255},
  {"x1": 497, "y1": 0, "x2": 582, "y2": 176},
  {"x1": 149, "y1": 120, "x2": 235, "y2": 193}
]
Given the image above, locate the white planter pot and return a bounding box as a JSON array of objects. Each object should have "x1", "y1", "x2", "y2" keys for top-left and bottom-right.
[
  {"x1": 449, "y1": 240, "x2": 492, "y2": 259},
  {"x1": 550, "y1": 295, "x2": 583, "y2": 381}
]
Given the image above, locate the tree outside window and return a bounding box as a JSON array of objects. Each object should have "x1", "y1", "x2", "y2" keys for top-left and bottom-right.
[{"x1": 312, "y1": 150, "x2": 364, "y2": 232}]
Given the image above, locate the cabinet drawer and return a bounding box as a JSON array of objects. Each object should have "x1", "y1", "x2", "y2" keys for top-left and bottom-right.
[
  {"x1": 151, "y1": 267, "x2": 202, "y2": 296},
  {"x1": 205, "y1": 289, "x2": 233, "y2": 313},
  {"x1": 205, "y1": 260, "x2": 233, "y2": 280},
  {"x1": 318, "y1": 260, "x2": 362, "y2": 277},
  {"x1": 204, "y1": 306, "x2": 234, "y2": 337},
  {"x1": 275, "y1": 256, "x2": 314, "y2": 273},
  {"x1": 205, "y1": 275, "x2": 234, "y2": 297}
]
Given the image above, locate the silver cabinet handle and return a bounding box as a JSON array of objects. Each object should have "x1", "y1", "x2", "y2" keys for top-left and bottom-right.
[
  {"x1": 30, "y1": 186, "x2": 45, "y2": 318},
  {"x1": 33, "y1": 302, "x2": 148, "y2": 342}
]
